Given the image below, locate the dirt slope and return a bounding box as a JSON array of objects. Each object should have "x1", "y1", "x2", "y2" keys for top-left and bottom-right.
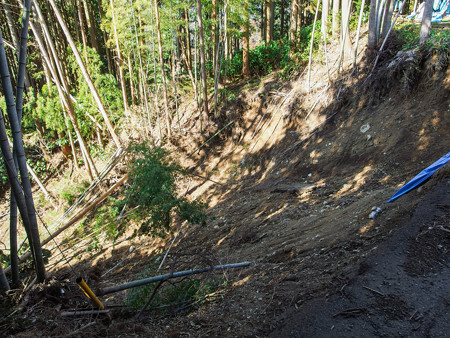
[
  {"x1": 1, "y1": 38, "x2": 449, "y2": 337},
  {"x1": 269, "y1": 178, "x2": 450, "y2": 337}
]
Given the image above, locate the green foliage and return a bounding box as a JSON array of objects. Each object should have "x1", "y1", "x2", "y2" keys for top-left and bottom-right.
[
  {"x1": 396, "y1": 23, "x2": 421, "y2": 50},
  {"x1": 67, "y1": 45, "x2": 124, "y2": 138},
  {"x1": 349, "y1": 0, "x2": 370, "y2": 31},
  {"x1": 225, "y1": 40, "x2": 290, "y2": 78},
  {"x1": 64, "y1": 196, "x2": 124, "y2": 254},
  {"x1": 126, "y1": 142, "x2": 207, "y2": 237},
  {"x1": 0, "y1": 160, "x2": 9, "y2": 190},
  {"x1": 396, "y1": 23, "x2": 450, "y2": 50},
  {"x1": 27, "y1": 86, "x2": 65, "y2": 134},
  {"x1": 90, "y1": 199, "x2": 123, "y2": 241},
  {"x1": 59, "y1": 180, "x2": 90, "y2": 206}
]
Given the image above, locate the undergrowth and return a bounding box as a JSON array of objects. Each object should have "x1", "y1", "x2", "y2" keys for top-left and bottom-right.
[
  {"x1": 125, "y1": 143, "x2": 207, "y2": 238},
  {"x1": 65, "y1": 142, "x2": 207, "y2": 255},
  {"x1": 396, "y1": 22, "x2": 450, "y2": 50}
]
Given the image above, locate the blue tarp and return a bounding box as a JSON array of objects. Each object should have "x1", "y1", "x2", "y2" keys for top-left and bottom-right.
[
  {"x1": 408, "y1": 0, "x2": 450, "y2": 22},
  {"x1": 386, "y1": 152, "x2": 450, "y2": 203}
]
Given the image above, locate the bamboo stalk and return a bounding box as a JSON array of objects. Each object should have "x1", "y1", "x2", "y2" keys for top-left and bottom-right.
[
  {"x1": 353, "y1": 0, "x2": 367, "y2": 69},
  {"x1": 4, "y1": 175, "x2": 128, "y2": 273},
  {"x1": 307, "y1": 0, "x2": 321, "y2": 92},
  {"x1": 371, "y1": 0, "x2": 407, "y2": 72}
]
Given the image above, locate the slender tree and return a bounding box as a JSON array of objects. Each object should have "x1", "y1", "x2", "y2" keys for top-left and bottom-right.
[
  {"x1": 265, "y1": 0, "x2": 274, "y2": 43},
  {"x1": 420, "y1": 0, "x2": 434, "y2": 44},
  {"x1": 0, "y1": 27, "x2": 46, "y2": 282},
  {"x1": 381, "y1": 0, "x2": 394, "y2": 38},
  {"x1": 332, "y1": 0, "x2": 340, "y2": 36},
  {"x1": 242, "y1": 0, "x2": 250, "y2": 76},
  {"x1": 110, "y1": 0, "x2": 129, "y2": 115},
  {"x1": 368, "y1": 0, "x2": 379, "y2": 48},
  {"x1": 280, "y1": 0, "x2": 286, "y2": 37},
  {"x1": 197, "y1": 0, "x2": 209, "y2": 124},
  {"x1": 289, "y1": 0, "x2": 300, "y2": 57},
  {"x1": 322, "y1": 0, "x2": 330, "y2": 37},
  {"x1": 154, "y1": 0, "x2": 172, "y2": 138}
]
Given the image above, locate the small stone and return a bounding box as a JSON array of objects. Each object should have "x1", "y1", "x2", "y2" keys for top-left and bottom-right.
[{"x1": 360, "y1": 123, "x2": 370, "y2": 133}]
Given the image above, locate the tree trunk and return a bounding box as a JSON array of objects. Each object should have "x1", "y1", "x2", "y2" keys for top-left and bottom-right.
[
  {"x1": 381, "y1": 0, "x2": 394, "y2": 38},
  {"x1": 308, "y1": 0, "x2": 321, "y2": 90},
  {"x1": 242, "y1": 0, "x2": 251, "y2": 76},
  {"x1": 184, "y1": 7, "x2": 192, "y2": 70},
  {"x1": 322, "y1": 0, "x2": 330, "y2": 37},
  {"x1": 9, "y1": 191, "x2": 19, "y2": 284},
  {"x1": 48, "y1": 0, "x2": 122, "y2": 147},
  {"x1": 420, "y1": 0, "x2": 434, "y2": 44},
  {"x1": 0, "y1": 259, "x2": 9, "y2": 292},
  {"x1": 82, "y1": 0, "x2": 101, "y2": 55},
  {"x1": 0, "y1": 27, "x2": 46, "y2": 282},
  {"x1": 353, "y1": 0, "x2": 366, "y2": 68},
  {"x1": 128, "y1": 54, "x2": 136, "y2": 106},
  {"x1": 224, "y1": 1, "x2": 229, "y2": 61},
  {"x1": 154, "y1": 0, "x2": 172, "y2": 138},
  {"x1": 212, "y1": 0, "x2": 219, "y2": 81},
  {"x1": 261, "y1": 1, "x2": 267, "y2": 42},
  {"x1": 289, "y1": 0, "x2": 300, "y2": 57},
  {"x1": 341, "y1": 0, "x2": 353, "y2": 57},
  {"x1": 76, "y1": 0, "x2": 88, "y2": 60},
  {"x1": 332, "y1": 0, "x2": 340, "y2": 36},
  {"x1": 368, "y1": 0, "x2": 379, "y2": 49},
  {"x1": 280, "y1": 0, "x2": 286, "y2": 37},
  {"x1": 376, "y1": 0, "x2": 385, "y2": 42},
  {"x1": 197, "y1": 0, "x2": 209, "y2": 125},
  {"x1": 110, "y1": 0, "x2": 129, "y2": 115},
  {"x1": 265, "y1": 0, "x2": 274, "y2": 43}
]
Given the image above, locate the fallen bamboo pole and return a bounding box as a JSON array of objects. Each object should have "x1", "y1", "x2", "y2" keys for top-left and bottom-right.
[
  {"x1": 4, "y1": 175, "x2": 128, "y2": 273},
  {"x1": 98, "y1": 262, "x2": 252, "y2": 296}
]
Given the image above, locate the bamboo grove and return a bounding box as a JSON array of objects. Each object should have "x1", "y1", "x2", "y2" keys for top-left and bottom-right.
[{"x1": 0, "y1": 0, "x2": 435, "y2": 288}]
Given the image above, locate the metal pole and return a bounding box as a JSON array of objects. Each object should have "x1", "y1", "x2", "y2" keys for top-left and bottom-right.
[{"x1": 99, "y1": 262, "x2": 252, "y2": 295}]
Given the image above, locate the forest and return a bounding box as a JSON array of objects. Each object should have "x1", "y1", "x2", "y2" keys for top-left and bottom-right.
[{"x1": 0, "y1": 0, "x2": 449, "y2": 336}]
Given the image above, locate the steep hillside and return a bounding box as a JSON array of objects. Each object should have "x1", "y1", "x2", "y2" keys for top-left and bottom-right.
[{"x1": 1, "y1": 36, "x2": 449, "y2": 336}]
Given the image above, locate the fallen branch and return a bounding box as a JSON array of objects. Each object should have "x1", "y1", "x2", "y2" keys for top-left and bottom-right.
[
  {"x1": 186, "y1": 172, "x2": 225, "y2": 186},
  {"x1": 363, "y1": 285, "x2": 385, "y2": 297},
  {"x1": 304, "y1": 84, "x2": 331, "y2": 120},
  {"x1": 61, "y1": 310, "x2": 110, "y2": 317},
  {"x1": 333, "y1": 307, "x2": 366, "y2": 317}
]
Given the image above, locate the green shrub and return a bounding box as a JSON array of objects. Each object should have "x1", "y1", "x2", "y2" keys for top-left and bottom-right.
[
  {"x1": 126, "y1": 142, "x2": 207, "y2": 237},
  {"x1": 224, "y1": 40, "x2": 290, "y2": 78}
]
